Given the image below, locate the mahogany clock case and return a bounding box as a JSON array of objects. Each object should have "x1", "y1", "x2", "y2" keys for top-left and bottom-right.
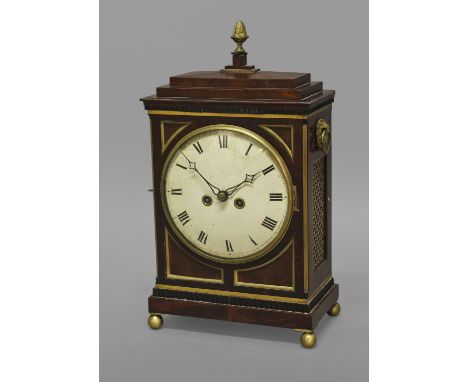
[
  {"x1": 141, "y1": 69, "x2": 338, "y2": 332},
  {"x1": 102, "y1": 0, "x2": 368, "y2": 379}
]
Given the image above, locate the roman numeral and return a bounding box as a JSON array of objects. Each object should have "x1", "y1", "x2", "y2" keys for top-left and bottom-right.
[
  {"x1": 170, "y1": 188, "x2": 182, "y2": 195},
  {"x1": 261, "y1": 216, "x2": 278, "y2": 231},
  {"x1": 193, "y1": 141, "x2": 203, "y2": 154},
  {"x1": 176, "y1": 163, "x2": 187, "y2": 170},
  {"x1": 176, "y1": 210, "x2": 191, "y2": 226},
  {"x1": 218, "y1": 135, "x2": 228, "y2": 148},
  {"x1": 269, "y1": 193, "x2": 283, "y2": 201},
  {"x1": 262, "y1": 164, "x2": 275, "y2": 175},
  {"x1": 245, "y1": 143, "x2": 253, "y2": 156},
  {"x1": 249, "y1": 235, "x2": 257, "y2": 246},
  {"x1": 225, "y1": 240, "x2": 233, "y2": 252},
  {"x1": 197, "y1": 231, "x2": 208, "y2": 244}
]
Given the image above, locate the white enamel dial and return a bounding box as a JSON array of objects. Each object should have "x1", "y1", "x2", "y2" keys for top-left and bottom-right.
[{"x1": 161, "y1": 125, "x2": 293, "y2": 263}]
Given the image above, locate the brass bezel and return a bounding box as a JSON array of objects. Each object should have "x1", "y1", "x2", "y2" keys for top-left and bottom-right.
[{"x1": 160, "y1": 124, "x2": 294, "y2": 265}]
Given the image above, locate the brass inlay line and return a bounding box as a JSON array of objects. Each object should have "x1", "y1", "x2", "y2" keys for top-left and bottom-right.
[
  {"x1": 259, "y1": 124, "x2": 294, "y2": 158},
  {"x1": 165, "y1": 229, "x2": 224, "y2": 284},
  {"x1": 160, "y1": 121, "x2": 191, "y2": 153},
  {"x1": 149, "y1": 110, "x2": 313, "y2": 120},
  {"x1": 155, "y1": 283, "x2": 309, "y2": 304},
  {"x1": 312, "y1": 275, "x2": 333, "y2": 296},
  {"x1": 233, "y1": 240, "x2": 295, "y2": 291},
  {"x1": 302, "y1": 123, "x2": 309, "y2": 293},
  {"x1": 155, "y1": 274, "x2": 333, "y2": 305}
]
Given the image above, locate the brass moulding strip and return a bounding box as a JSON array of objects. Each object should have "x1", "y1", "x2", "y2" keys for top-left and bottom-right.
[
  {"x1": 165, "y1": 229, "x2": 224, "y2": 284},
  {"x1": 302, "y1": 123, "x2": 309, "y2": 293},
  {"x1": 160, "y1": 121, "x2": 191, "y2": 153},
  {"x1": 155, "y1": 283, "x2": 310, "y2": 304},
  {"x1": 259, "y1": 124, "x2": 294, "y2": 158},
  {"x1": 314, "y1": 274, "x2": 333, "y2": 295},
  {"x1": 293, "y1": 329, "x2": 313, "y2": 333},
  {"x1": 155, "y1": 274, "x2": 333, "y2": 305},
  {"x1": 233, "y1": 240, "x2": 295, "y2": 291},
  {"x1": 148, "y1": 110, "x2": 311, "y2": 120}
]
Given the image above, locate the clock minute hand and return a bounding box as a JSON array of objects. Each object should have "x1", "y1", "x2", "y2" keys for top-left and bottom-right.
[
  {"x1": 181, "y1": 152, "x2": 221, "y2": 195},
  {"x1": 226, "y1": 171, "x2": 261, "y2": 196}
]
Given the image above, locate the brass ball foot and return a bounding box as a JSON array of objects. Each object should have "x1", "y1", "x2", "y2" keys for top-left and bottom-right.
[
  {"x1": 327, "y1": 302, "x2": 341, "y2": 317},
  {"x1": 300, "y1": 332, "x2": 317, "y2": 348},
  {"x1": 148, "y1": 314, "x2": 163, "y2": 329}
]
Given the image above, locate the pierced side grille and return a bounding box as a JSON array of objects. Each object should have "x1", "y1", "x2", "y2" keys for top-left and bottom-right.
[{"x1": 312, "y1": 157, "x2": 327, "y2": 270}]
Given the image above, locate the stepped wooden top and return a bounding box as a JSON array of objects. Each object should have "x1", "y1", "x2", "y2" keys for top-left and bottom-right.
[{"x1": 154, "y1": 71, "x2": 323, "y2": 101}]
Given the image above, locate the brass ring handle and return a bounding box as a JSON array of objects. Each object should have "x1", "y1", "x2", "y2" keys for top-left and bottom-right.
[{"x1": 316, "y1": 119, "x2": 331, "y2": 153}]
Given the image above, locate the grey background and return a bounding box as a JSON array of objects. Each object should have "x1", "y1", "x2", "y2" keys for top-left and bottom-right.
[{"x1": 100, "y1": 0, "x2": 368, "y2": 381}]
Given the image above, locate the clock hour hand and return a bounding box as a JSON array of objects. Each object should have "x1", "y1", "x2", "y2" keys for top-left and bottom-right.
[
  {"x1": 181, "y1": 152, "x2": 221, "y2": 196},
  {"x1": 226, "y1": 171, "x2": 261, "y2": 196}
]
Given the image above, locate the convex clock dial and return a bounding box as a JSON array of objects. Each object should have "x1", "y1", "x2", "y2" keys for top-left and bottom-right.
[{"x1": 161, "y1": 125, "x2": 293, "y2": 263}]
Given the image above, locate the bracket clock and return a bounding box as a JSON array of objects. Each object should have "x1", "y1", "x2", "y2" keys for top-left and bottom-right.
[{"x1": 140, "y1": 21, "x2": 340, "y2": 348}]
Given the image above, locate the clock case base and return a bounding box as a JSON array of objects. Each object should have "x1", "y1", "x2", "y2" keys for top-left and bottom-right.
[{"x1": 148, "y1": 282, "x2": 338, "y2": 331}]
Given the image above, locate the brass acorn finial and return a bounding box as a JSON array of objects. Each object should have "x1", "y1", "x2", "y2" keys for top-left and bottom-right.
[
  {"x1": 231, "y1": 20, "x2": 249, "y2": 54},
  {"x1": 221, "y1": 20, "x2": 258, "y2": 73}
]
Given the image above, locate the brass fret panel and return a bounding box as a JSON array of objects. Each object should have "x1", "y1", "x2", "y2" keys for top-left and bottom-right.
[{"x1": 312, "y1": 157, "x2": 327, "y2": 270}]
